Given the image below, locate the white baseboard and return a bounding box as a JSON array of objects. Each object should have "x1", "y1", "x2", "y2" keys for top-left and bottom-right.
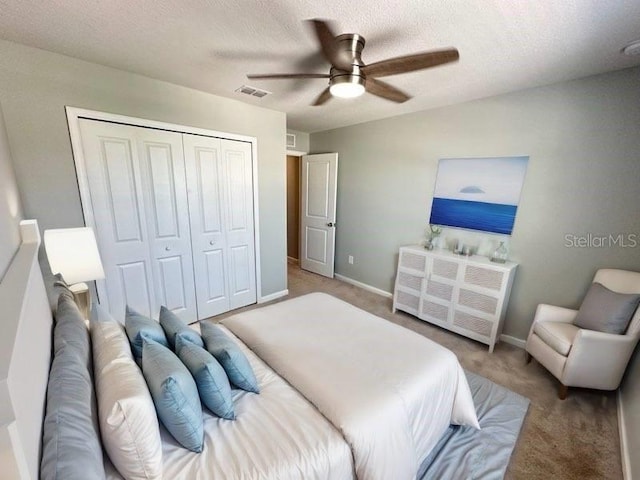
[
  {"x1": 334, "y1": 273, "x2": 393, "y2": 298},
  {"x1": 499, "y1": 334, "x2": 526, "y2": 349},
  {"x1": 619, "y1": 390, "x2": 632, "y2": 480},
  {"x1": 258, "y1": 289, "x2": 289, "y2": 304}
]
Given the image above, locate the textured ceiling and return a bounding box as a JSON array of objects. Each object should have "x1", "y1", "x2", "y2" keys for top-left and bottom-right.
[{"x1": 0, "y1": 0, "x2": 639, "y2": 132}]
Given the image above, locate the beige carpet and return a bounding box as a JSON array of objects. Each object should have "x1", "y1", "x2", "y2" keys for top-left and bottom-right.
[{"x1": 216, "y1": 263, "x2": 622, "y2": 479}]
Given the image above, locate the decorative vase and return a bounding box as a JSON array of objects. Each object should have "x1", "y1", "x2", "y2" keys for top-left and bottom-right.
[{"x1": 491, "y1": 241, "x2": 508, "y2": 263}]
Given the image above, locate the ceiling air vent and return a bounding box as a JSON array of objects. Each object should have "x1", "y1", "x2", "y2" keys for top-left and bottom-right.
[
  {"x1": 235, "y1": 85, "x2": 271, "y2": 98},
  {"x1": 286, "y1": 133, "x2": 296, "y2": 148}
]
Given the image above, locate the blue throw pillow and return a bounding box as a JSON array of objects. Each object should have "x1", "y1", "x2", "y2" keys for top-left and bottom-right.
[
  {"x1": 200, "y1": 322, "x2": 259, "y2": 393},
  {"x1": 175, "y1": 336, "x2": 236, "y2": 420},
  {"x1": 41, "y1": 294, "x2": 104, "y2": 480},
  {"x1": 159, "y1": 305, "x2": 204, "y2": 351},
  {"x1": 125, "y1": 306, "x2": 168, "y2": 362},
  {"x1": 142, "y1": 339, "x2": 204, "y2": 453}
]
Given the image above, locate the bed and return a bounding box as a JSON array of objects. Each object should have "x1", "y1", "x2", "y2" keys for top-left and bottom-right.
[
  {"x1": 1, "y1": 220, "x2": 479, "y2": 480},
  {"x1": 223, "y1": 293, "x2": 479, "y2": 480}
]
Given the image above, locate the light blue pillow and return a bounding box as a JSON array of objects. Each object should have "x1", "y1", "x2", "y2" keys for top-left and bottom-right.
[
  {"x1": 159, "y1": 305, "x2": 204, "y2": 351},
  {"x1": 200, "y1": 322, "x2": 260, "y2": 394},
  {"x1": 41, "y1": 294, "x2": 105, "y2": 480},
  {"x1": 175, "y1": 336, "x2": 236, "y2": 420},
  {"x1": 125, "y1": 306, "x2": 168, "y2": 362},
  {"x1": 142, "y1": 339, "x2": 204, "y2": 452}
]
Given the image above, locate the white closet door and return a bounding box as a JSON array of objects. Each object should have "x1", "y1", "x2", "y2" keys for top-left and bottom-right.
[
  {"x1": 135, "y1": 129, "x2": 197, "y2": 323},
  {"x1": 183, "y1": 135, "x2": 257, "y2": 319},
  {"x1": 78, "y1": 120, "x2": 197, "y2": 322},
  {"x1": 183, "y1": 135, "x2": 229, "y2": 318},
  {"x1": 221, "y1": 139, "x2": 257, "y2": 310}
]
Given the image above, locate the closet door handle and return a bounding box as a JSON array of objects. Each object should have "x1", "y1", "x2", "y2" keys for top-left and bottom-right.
[
  {"x1": 165, "y1": 246, "x2": 171, "y2": 251},
  {"x1": 209, "y1": 240, "x2": 215, "y2": 245}
]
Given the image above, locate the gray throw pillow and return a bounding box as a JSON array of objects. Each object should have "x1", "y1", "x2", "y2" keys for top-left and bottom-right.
[
  {"x1": 41, "y1": 294, "x2": 105, "y2": 480},
  {"x1": 574, "y1": 282, "x2": 640, "y2": 334}
]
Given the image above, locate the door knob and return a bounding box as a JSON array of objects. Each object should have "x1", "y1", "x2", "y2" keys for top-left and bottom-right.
[
  {"x1": 165, "y1": 246, "x2": 171, "y2": 251},
  {"x1": 327, "y1": 222, "x2": 335, "y2": 227},
  {"x1": 209, "y1": 240, "x2": 215, "y2": 245}
]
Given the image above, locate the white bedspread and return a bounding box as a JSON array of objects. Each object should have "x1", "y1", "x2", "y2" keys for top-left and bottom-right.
[
  {"x1": 106, "y1": 325, "x2": 354, "y2": 480},
  {"x1": 223, "y1": 293, "x2": 480, "y2": 480}
]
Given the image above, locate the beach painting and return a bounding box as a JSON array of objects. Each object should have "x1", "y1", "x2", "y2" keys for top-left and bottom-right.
[{"x1": 429, "y1": 156, "x2": 529, "y2": 235}]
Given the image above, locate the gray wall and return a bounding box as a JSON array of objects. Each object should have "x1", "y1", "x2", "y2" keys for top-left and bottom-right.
[
  {"x1": 310, "y1": 66, "x2": 640, "y2": 341},
  {"x1": 0, "y1": 101, "x2": 23, "y2": 280},
  {"x1": 0, "y1": 39, "x2": 287, "y2": 297},
  {"x1": 286, "y1": 129, "x2": 310, "y2": 153}
]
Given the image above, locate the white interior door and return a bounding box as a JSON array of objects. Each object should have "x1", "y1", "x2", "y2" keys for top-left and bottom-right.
[
  {"x1": 79, "y1": 119, "x2": 197, "y2": 322},
  {"x1": 300, "y1": 153, "x2": 338, "y2": 278},
  {"x1": 183, "y1": 135, "x2": 257, "y2": 319}
]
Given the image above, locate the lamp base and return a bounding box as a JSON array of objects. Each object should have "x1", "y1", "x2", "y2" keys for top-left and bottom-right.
[{"x1": 69, "y1": 282, "x2": 91, "y2": 320}]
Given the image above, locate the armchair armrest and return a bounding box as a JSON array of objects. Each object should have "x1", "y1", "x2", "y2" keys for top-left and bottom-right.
[
  {"x1": 527, "y1": 304, "x2": 579, "y2": 340},
  {"x1": 563, "y1": 329, "x2": 639, "y2": 390},
  {"x1": 533, "y1": 304, "x2": 578, "y2": 324}
]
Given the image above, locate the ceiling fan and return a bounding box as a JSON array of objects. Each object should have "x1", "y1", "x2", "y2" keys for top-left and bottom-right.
[{"x1": 247, "y1": 19, "x2": 459, "y2": 106}]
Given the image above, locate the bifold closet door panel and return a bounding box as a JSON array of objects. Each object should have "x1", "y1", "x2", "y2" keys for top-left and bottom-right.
[
  {"x1": 78, "y1": 120, "x2": 197, "y2": 322},
  {"x1": 220, "y1": 139, "x2": 257, "y2": 310},
  {"x1": 183, "y1": 135, "x2": 229, "y2": 318},
  {"x1": 183, "y1": 135, "x2": 257, "y2": 319},
  {"x1": 135, "y1": 129, "x2": 197, "y2": 323}
]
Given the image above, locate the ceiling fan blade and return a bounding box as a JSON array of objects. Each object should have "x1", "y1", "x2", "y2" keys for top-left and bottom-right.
[
  {"x1": 365, "y1": 78, "x2": 411, "y2": 103},
  {"x1": 307, "y1": 19, "x2": 352, "y2": 71},
  {"x1": 312, "y1": 87, "x2": 332, "y2": 106},
  {"x1": 362, "y1": 48, "x2": 459, "y2": 78},
  {"x1": 247, "y1": 73, "x2": 330, "y2": 80}
]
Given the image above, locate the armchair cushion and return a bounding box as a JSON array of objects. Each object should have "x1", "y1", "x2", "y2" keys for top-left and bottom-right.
[
  {"x1": 574, "y1": 282, "x2": 640, "y2": 334},
  {"x1": 533, "y1": 322, "x2": 580, "y2": 356}
]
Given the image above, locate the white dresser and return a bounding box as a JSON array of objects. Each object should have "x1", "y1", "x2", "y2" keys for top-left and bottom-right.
[{"x1": 393, "y1": 245, "x2": 517, "y2": 352}]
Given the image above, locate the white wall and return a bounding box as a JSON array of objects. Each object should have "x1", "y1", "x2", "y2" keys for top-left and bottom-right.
[
  {"x1": 0, "y1": 101, "x2": 22, "y2": 280},
  {"x1": 0, "y1": 39, "x2": 287, "y2": 297}
]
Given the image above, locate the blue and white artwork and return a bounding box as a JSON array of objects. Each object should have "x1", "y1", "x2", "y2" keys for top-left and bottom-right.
[{"x1": 429, "y1": 156, "x2": 529, "y2": 235}]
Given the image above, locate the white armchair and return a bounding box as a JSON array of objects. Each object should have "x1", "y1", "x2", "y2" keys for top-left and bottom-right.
[{"x1": 525, "y1": 269, "x2": 640, "y2": 399}]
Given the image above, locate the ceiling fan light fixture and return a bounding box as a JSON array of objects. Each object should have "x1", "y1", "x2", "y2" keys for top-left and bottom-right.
[{"x1": 329, "y1": 75, "x2": 366, "y2": 98}]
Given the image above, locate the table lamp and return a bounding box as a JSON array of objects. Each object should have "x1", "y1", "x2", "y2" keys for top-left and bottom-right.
[{"x1": 44, "y1": 227, "x2": 105, "y2": 318}]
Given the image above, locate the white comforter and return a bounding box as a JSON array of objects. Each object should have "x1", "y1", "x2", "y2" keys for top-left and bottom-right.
[
  {"x1": 105, "y1": 325, "x2": 354, "y2": 480},
  {"x1": 223, "y1": 293, "x2": 480, "y2": 480}
]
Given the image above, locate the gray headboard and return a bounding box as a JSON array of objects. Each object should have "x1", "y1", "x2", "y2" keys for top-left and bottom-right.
[{"x1": 0, "y1": 220, "x2": 53, "y2": 479}]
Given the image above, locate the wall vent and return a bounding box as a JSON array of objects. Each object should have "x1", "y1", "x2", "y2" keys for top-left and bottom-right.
[
  {"x1": 235, "y1": 85, "x2": 271, "y2": 98},
  {"x1": 286, "y1": 133, "x2": 296, "y2": 148}
]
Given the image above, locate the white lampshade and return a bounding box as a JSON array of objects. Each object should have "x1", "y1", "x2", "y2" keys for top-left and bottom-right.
[{"x1": 44, "y1": 227, "x2": 105, "y2": 284}]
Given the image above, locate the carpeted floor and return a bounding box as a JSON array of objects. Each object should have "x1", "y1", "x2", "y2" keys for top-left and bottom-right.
[{"x1": 215, "y1": 263, "x2": 622, "y2": 479}]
